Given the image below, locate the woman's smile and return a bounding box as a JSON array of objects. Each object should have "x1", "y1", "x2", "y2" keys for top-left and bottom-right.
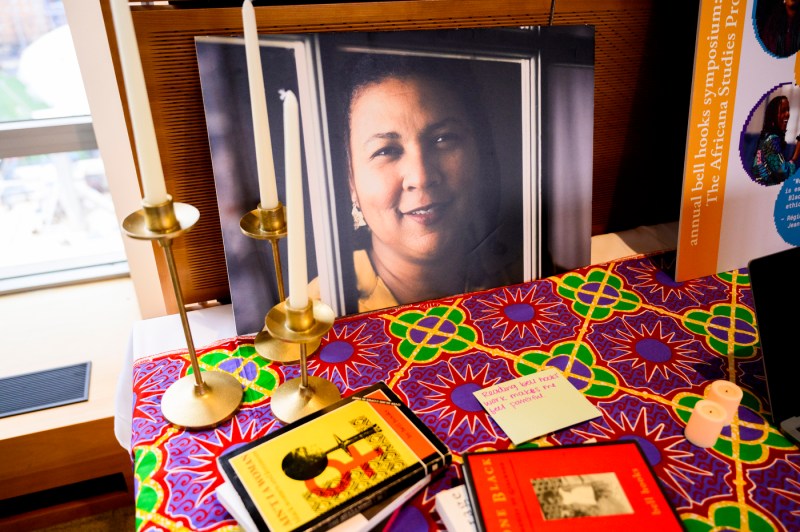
[{"x1": 400, "y1": 200, "x2": 450, "y2": 224}]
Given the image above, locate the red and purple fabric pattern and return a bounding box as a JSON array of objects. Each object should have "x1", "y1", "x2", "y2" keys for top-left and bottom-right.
[{"x1": 130, "y1": 254, "x2": 800, "y2": 531}]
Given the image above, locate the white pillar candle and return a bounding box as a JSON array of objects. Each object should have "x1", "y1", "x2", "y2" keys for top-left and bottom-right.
[
  {"x1": 242, "y1": 0, "x2": 278, "y2": 209},
  {"x1": 706, "y1": 380, "x2": 743, "y2": 425},
  {"x1": 109, "y1": 0, "x2": 168, "y2": 205},
  {"x1": 283, "y1": 90, "x2": 307, "y2": 309},
  {"x1": 685, "y1": 399, "x2": 727, "y2": 448}
]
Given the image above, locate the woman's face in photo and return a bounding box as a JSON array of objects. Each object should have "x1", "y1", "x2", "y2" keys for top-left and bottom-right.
[
  {"x1": 348, "y1": 75, "x2": 480, "y2": 263},
  {"x1": 779, "y1": 98, "x2": 791, "y2": 133}
]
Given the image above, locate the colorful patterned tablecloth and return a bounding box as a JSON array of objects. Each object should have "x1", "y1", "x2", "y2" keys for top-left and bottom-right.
[{"x1": 130, "y1": 254, "x2": 800, "y2": 531}]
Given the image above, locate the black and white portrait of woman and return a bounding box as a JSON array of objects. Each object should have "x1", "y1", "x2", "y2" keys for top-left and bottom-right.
[{"x1": 197, "y1": 27, "x2": 594, "y2": 334}]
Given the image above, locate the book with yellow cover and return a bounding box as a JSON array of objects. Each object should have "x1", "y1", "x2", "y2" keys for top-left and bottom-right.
[{"x1": 217, "y1": 382, "x2": 451, "y2": 531}]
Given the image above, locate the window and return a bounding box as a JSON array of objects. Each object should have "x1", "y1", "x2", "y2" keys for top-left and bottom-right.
[{"x1": 0, "y1": 0, "x2": 127, "y2": 293}]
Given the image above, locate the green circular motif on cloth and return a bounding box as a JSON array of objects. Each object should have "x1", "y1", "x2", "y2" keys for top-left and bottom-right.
[
  {"x1": 514, "y1": 441, "x2": 544, "y2": 450},
  {"x1": 136, "y1": 484, "x2": 159, "y2": 515},
  {"x1": 133, "y1": 447, "x2": 163, "y2": 527},
  {"x1": 683, "y1": 304, "x2": 758, "y2": 358},
  {"x1": 717, "y1": 270, "x2": 750, "y2": 285},
  {"x1": 185, "y1": 345, "x2": 278, "y2": 404},
  {"x1": 389, "y1": 306, "x2": 476, "y2": 362},
  {"x1": 557, "y1": 269, "x2": 641, "y2": 321},
  {"x1": 238, "y1": 346, "x2": 279, "y2": 403},
  {"x1": 134, "y1": 448, "x2": 158, "y2": 481},
  {"x1": 198, "y1": 350, "x2": 232, "y2": 366},
  {"x1": 516, "y1": 341, "x2": 618, "y2": 398},
  {"x1": 683, "y1": 502, "x2": 775, "y2": 532},
  {"x1": 243, "y1": 367, "x2": 279, "y2": 404}
]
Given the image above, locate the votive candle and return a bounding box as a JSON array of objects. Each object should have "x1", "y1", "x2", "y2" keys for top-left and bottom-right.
[
  {"x1": 706, "y1": 380, "x2": 743, "y2": 425},
  {"x1": 242, "y1": 0, "x2": 278, "y2": 209},
  {"x1": 283, "y1": 90, "x2": 307, "y2": 309},
  {"x1": 109, "y1": 0, "x2": 168, "y2": 206},
  {"x1": 685, "y1": 399, "x2": 727, "y2": 448}
]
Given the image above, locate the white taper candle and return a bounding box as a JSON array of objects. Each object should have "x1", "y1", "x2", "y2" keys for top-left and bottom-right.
[
  {"x1": 242, "y1": 0, "x2": 278, "y2": 209},
  {"x1": 283, "y1": 90, "x2": 307, "y2": 309},
  {"x1": 109, "y1": 0, "x2": 168, "y2": 205}
]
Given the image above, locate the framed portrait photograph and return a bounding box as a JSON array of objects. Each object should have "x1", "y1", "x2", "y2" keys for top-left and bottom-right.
[{"x1": 196, "y1": 26, "x2": 593, "y2": 335}]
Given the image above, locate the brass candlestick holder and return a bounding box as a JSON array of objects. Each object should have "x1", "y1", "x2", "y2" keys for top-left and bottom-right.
[
  {"x1": 265, "y1": 298, "x2": 341, "y2": 423},
  {"x1": 123, "y1": 196, "x2": 243, "y2": 429},
  {"x1": 240, "y1": 202, "x2": 318, "y2": 363}
]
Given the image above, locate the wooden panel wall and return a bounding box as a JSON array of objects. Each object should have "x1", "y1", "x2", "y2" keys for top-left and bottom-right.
[{"x1": 109, "y1": 0, "x2": 697, "y2": 306}]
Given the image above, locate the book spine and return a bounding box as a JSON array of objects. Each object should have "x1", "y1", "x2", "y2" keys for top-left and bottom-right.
[
  {"x1": 435, "y1": 485, "x2": 477, "y2": 532},
  {"x1": 461, "y1": 462, "x2": 488, "y2": 532}
]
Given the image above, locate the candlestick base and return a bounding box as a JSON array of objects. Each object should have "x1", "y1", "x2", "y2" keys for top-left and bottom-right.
[
  {"x1": 160, "y1": 370, "x2": 243, "y2": 429},
  {"x1": 270, "y1": 376, "x2": 342, "y2": 424},
  {"x1": 254, "y1": 329, "x2": 319, "y2": 364}
]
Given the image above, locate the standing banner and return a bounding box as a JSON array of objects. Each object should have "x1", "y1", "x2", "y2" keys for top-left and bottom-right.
[{"x1": 677, "y1": 0, "x2": 800, "y2": 280}]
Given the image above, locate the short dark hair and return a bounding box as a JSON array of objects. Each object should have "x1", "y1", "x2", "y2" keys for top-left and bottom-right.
[{"x1": 343, "y1": 54, "x2": 484, "y2": 140}]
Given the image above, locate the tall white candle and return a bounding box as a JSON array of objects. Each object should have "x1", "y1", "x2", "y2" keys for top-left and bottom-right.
[
  {"x1": 242, "y1": 0, "x2": 279, "y2": 209},
  {"x1": 109, "y1": 0, "x2": 168, "y2": 205},
  {"x1": 283, "y1": 90, "x2": 307, "y2": 309}
]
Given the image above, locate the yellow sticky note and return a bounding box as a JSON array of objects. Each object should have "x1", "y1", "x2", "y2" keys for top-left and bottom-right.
[{"x1": 473, "y1": 369, "x2": 601, "y2": 445}]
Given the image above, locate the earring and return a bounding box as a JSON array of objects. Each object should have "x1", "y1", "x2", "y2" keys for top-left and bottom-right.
[{"x1": 352, "y1": 202, "x2": 366, "y2": 230}]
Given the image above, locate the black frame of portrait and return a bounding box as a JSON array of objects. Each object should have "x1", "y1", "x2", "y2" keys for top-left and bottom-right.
[{"x1": 196, "y1": 26, "x2": 593, "y2": 335}]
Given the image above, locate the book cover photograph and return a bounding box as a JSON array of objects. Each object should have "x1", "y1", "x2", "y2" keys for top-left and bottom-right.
[
  {"x1": 217, "y1": 382, "x2": 450, "y2": 531},
  {"x1": 676, "y1": 0, "x2": 800, "y2": 280},
  {"x1": 461, "y1": 442, "x2": 683, "y2": 532}
]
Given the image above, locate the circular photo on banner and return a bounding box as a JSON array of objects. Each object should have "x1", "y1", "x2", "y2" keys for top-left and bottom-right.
[
  {"x1": 754, "y1": 0, "x2": 800, "y2": 57},
  {"x1": 740, "y1": 83, "x2": 800, "y2": 186}
]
